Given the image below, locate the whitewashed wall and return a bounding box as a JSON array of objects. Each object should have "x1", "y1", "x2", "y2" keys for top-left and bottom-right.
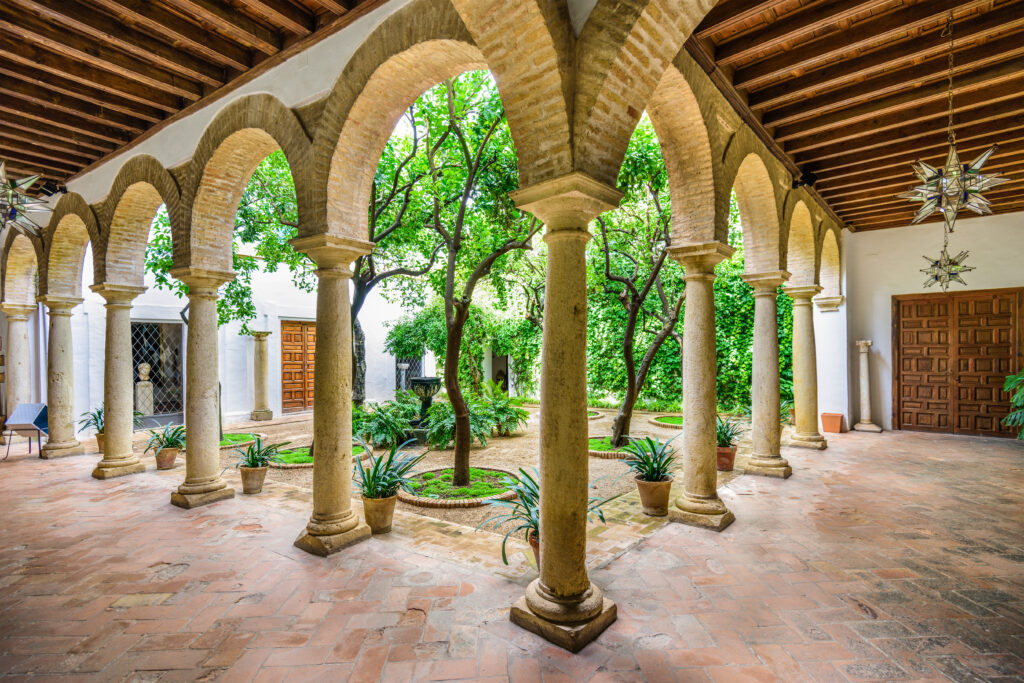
[{"x1": 814, "y1": 231, "x2": 852, "y2": 430}]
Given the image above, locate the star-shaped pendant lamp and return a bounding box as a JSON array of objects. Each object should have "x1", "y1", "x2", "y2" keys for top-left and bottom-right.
[{"x1": 1, "y1": 161, "x2": 50, "y2": 237}]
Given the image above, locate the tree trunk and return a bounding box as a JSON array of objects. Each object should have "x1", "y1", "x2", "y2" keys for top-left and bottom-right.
[
  {"x1": 611, "y1": 385, "x2": 638, "y2": 447},
  {"x1": 352, "y1": 318, "x2": 366, "y2": 407},
  {"x1": 610, "y1": 308, "x2": 639, "y2": 448},
  {"x1": 445, "y1": 305, "x2": 471, "y2": 487}
]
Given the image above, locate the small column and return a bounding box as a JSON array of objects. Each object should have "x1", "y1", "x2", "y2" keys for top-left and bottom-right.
[
  {"x1": 741, "y1": 272, "x2": 791, "y2": 478},
  {"x1": 508, "y1": 172, "x2": 621, "y2": 652},
  {"x1": 668, "y1": 243, "x2": 735, "y2": 531},
  {"x1": 290, "y1": 235, "x2": 373, "y2": 556},
  {"x1": 169, "y1": 269, "x2": 235, "y2": 508},
  {"x1": 90, "y1": 285, "x2": 147, "y2": 479},
  {"x1": 2, "y1": 304, "x2": 34, "y2": 423},
  {"x1": 786, "y1": 284, "x2": 827, "y2": 450},
  {"x1": 854, "y1": 340, "x2": 882, "y2": 432},
  {"x1": 250, "y1": 331, "x2": 273, "y2": 421},
  {"x1": 39, "y1": 296, "x2": 84, "y2": 458}
]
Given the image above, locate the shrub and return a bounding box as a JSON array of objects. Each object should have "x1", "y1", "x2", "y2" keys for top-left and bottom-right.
[
  {"x1": 477, "y1": 381, "x2": 529, "y2": 435},
  {"x1": 422, "y1": 400, "x2": 492, "y2": 449},
  {"x1": 1003, "y1": 370, "x2": 1024, "y2": 439},
  {"x1": 358, "y1": 401, "x2": 412, "y2": 448}
]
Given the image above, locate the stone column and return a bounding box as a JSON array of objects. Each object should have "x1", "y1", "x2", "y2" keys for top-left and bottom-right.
[
  {"x1": 169, "y1": 269, "x2": 236, "y2": 508},
  {"x1": 668, "y1": 243, "x2": 735, "y2": 531},
  {"x1": 39, "y1": 296, "x2": 84, "y2": 458},
  {"x1": 250, "y1": 331, "x2": 272, "y2": 421},
  {"x1": 508, "y1": 172, "x2": 621, "y2": 653},
  {"x1": 854, "y1": 340, "x2": 882, "y2": 432},
  {"x1": 786, "y1": 284, "x2": 827, "y2": 449},
  {"x1": 290, "y1": 235, "x2": 373, "y2": 556},
  {"x1": 741, "y1": 272, "x2": 791, "y2": 478},
  {"x1": 2, "y1": 304, "x2": 34, "y2": 422},
  {"x1": 90, "y1": 285, "x2": 147, "y2": 479}
]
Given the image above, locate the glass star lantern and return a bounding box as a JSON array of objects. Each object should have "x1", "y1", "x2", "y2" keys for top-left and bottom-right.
[{"x1": 1, "y1": 161, "x2": 50, "y2": 237}]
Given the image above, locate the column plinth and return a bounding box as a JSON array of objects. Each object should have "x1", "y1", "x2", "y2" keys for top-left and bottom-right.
[
  {"x1": 786, "y1": 284, "x2": 828, "y2": 450},
  {"x1": 168, "y1": 269, "x2": 235, "y2": 507},
  {"x1": 290, "y1": 236, "x2": 373, "y2": 555},
  {"x1": 39, "y1": 297, "x2": 84, "y2": 458},
  {"x1": 508, "y1": 172, "x2": 621, "y2": 652},
  {"x1": 90, "y1": 285, "x2": 147, "y2": 478},
  {"x1": 741, "y1": 272, "x2": 791, "y2": 478},
  {"x1": 250, "y1": 331, "x2": 273, "y2": 421},
  {"x1": 854, "y1": 340, "x2": 882, "y2": 432}
]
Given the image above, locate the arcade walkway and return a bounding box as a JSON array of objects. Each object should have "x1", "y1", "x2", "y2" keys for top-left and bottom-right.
[{"x1": 0, "y1": 430, "x2": 1021, "y2": 681}]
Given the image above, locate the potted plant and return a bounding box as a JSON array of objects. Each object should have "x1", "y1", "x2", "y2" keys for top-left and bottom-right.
[
  {"x1": 716, "y1": 415, "x2": 742, "y2": 471},
  {"x1": 78, "y1": 407, "x2": 105, "y2": 452},
  {"x1": 354, "y1": 437, "x2": 423, "y2": 534},
  {"x1": 234, "y1": 435, "x2": 289, "y2": 494},
  {"x1": 144, "y1": 424, "x2": 186, "y2": 470},
  {"x1": 622, "y1": 435, "x2": 678, "y2": 516},
  {"x1": 781, "y1": 399, "x2": 796, "y2": 426}
]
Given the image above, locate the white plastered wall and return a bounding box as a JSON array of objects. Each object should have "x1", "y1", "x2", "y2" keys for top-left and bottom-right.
[{"x1": 814, "y1": 232, "x2": 852, "y2": 429}]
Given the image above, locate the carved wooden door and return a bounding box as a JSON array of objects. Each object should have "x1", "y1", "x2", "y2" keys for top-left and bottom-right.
[
  {"x1": 894, "y1": 296, "x2": 953, "y2": 432},
  {"x1": 281, "y1": 320, "x2": 315, "y2": 412}
]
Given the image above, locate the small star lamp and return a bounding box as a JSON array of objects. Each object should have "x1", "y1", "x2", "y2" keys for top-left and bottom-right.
[{"x1": 1, "y1": 161, "x2": 49, "y2": 237}]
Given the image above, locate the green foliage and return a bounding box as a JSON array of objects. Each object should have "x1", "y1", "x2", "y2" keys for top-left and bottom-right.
[
  {"x1": 410, "y1": 467, "x2": 510, "y2": 499},
  {"x1": 358, "y1": 401, "x2": 413, "y2": 448},
  {"x1": 588, "y1": 436, "x2": 628, "y2": 452},
  {"x1": 654, "y1": 415, "x2": 683, "y2": 425},
  {"x1": 421, "y1": 399, "x2": 492, "y2": 449},
  {"x1": 477, "y1": 380, "x2": 529, "y2": 434},
  {"x1": 220, "y1": 433, "x2": 255, "y2": 447},
  {"x1": 276, "y1": 445, "x2": 365, "y2": 464},
  {"x1": 144, "y1": 424, "x2": 186, "y2": 458},
  {"x1": 78, "y1": 407, "x2": 104, "y2": 433},
  {"x1": 715, "y1": 415, "x2": 743, "y2": 448},
  {"x1": 622, "y1": 435, "x2": 678, "y2": 482},
  {"x1": 234, "y1": 435, "x2": 289, "y2": 468},
  {"x1": 353, "y1": 438, "x2": 423, "y2": 499},
  {"x1": 1002, "y1": 370, "x2": 1024, "y2": 439}
]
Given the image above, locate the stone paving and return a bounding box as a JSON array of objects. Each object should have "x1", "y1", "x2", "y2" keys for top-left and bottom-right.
[{"x1": 0, "y1": 429, "x2": 1022, "y2": 681}]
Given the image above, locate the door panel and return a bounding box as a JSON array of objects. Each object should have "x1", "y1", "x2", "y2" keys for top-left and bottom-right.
[
  {"x1": 281, "y1": 321, "x2": 315, "y2": 413},
  {"x1": 896, "y1": 297, "x2": 952, "y2": 432},
  {"x1": 953, "y1": 291, "x2": 1018, "y2": 436}
]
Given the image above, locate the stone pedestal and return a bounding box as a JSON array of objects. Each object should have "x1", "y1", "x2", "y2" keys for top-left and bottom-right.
[
  {"x1": 510, "y1": 172, "x2": 622, "y2": 650},
  {"x1": 90, "y1": 285, "x2": 147, "y2": 479},
  {"x1": 2, "y1": 304, "x2": 34, "y2": 427},
  {"x1": 39, "y1": 297, "x2": 84, "y2": 458},
  {"x1": 168, "y1": 270, "x2": 235, "y2": 508},
  {"x1": 786, "y1": 284, "x2": 828, "y2": 450},
  {"x1": 290, "y1": 236, "x2": 373, "y2": 556},
  {"x1": 741, "y1": 272, "x2": 791, "y2": 479},
  {"x1": 854, "y1": 340, "x2": 882, "y2": 432},
  {"x1": 135, "y1": 363, "x2": 154, "y2": 416},
  {"x1": 667, "y1": 242, "x2": 735, "y2": 531},
  {"x1": 250, "y1": 331, "x2": 272, "y2": 421}
]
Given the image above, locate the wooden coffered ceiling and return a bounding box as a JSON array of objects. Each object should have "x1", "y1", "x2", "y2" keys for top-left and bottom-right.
[{"x1": 1, "y1": 0, "x2": 1022, "y2": 231}]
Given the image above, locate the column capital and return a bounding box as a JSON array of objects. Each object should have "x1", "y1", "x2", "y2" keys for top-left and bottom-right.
[
  {"x1": 784, "y1": 283, "x2": 822, "y2": 301},
  {"x1": 1, "y1": 303, "x2": 36, "y2": 318},
  {"x1": 511, "y1": 172, "x2": 622, "y2": 230},
  {"x1": 169, "y1": 267, "x2": 235, "y2": 292},
  {"x1": 668, "y1": 241, "x2": 734, "y2": 275},
  {"x1": 91, "y1": 283, "x2": 147, "y2": 305},
  {"x1": 291, "y1": 234, "x2": 373, "y2": 275},
  {"x1": 741, "y1": 270, "x2": 790, "y2": 292},
  {"x1": 250, "y1": 330, "x2": 272, "y2": 339},
  {"x1": 856, "y1": 339, "x2": 873, "y2": 351},
  {"x1": 38, "y1": 295, "x2": 83, "y2": 313},
  {"x1": 814, "y1": 294, "x2": 844, "y2": 312}
]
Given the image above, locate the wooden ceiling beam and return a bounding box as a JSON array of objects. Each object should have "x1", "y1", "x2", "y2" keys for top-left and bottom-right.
[
  {"x1": 162, "y1": 0, "x2": 281, "y2": 54},
  {"x1": 0, "y1": 149, "x2": 81, "y2": 176},
  {"x1": 0, "y1": 128, "x2": 104, "y2": 162},
  {"x1": 732, "y1": 0, "x2": 991, "y2": 91},
  {"x1": 0, "y1": 77, "x2": 149, "y2": 134},
  {"x1": 238, "y1": 0, "x2": 316, "y2": 35},
  {"x1": 747, "y1": 6, "x2": 1024, "y2": 110},
  {"x1": 716, "y1": 0, "x2": 883, "y2": 67},
  {"x1": 694, "y1": 0, "x2": 780, "y2": 40},
  {"x1": 840, "y1": 187, "x2": 1024, "y2": 223},
  {"x1": 0, "y1": 138, "x2": 95, "y2": 169},
  {"x1": 1, "y1": 163, "x2": 62, "y2": 185},
  {"x1": 0, "y1": 8, "x2": 202, "y2": 100},
  {"x1": 0, "y1": 114, "x2": 117, "y2": 155},
  {"x1": 0, "y1": 39, "x2": 181, "y2": 113},
  {"x1": 9, "y1": 0, "x2": 225, "y2": 87},
  {"x1": 849, "y1": 198, "x2": 1024, "y2": 229},
  {"x1": 93, "y1": 0, "x2": 250, "y2": 71},
  {"x1": 0, "y1": 99, "x2": 131, "y2": 146},
  {"x1": 832, "y1": 174, "x2": 1024, "y2": 211},
  {"x1": 309, "y1": 0, "x2": 350, "y2": 13}
]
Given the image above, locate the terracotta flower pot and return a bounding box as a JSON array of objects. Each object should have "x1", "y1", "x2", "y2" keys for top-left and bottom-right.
[
  {"x1": 635, "y1": 475, "x2": 673, "y2": 516},
  {"x1": 821, "y1": 412, "x2": 844, "y2": 433},
  {"x1": 362, "y1": 494, "x2": 397, "y2": 534},
  {"x1": 95, "y1": 433, "x2": 104, "y2": 453},
  {"x1": 528, "y1": 532, "x2": 540, "y2": 566},
  {"x1": 716, "y1": 445, "x2": 736, "y2": 472},
  {"x1": 155, "y1": 447, "x2": 179, "y2": 470},
  {"x1": 788, "y1": 409, "x2": 796, "y2": 426},
  {"x1": 239, "y1": 466, "x2": 268, "y2": 494}
]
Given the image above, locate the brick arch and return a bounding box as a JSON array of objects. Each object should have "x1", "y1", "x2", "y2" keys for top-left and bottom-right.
[
  {"x1": 819, "y1": 226, "x2": 841, "y2": 298},
  {"x1": 98, "y1": 155, "x2": 181, "y2": 287},
  {"x1": 646, "y1": 64, "x2": 717, "y2": 245},
  {"x1": 180, "y1": 94, "x2": 311, "y2": 271},
  {"x1": 786, "y1": 199, "x2": 819, "y2": 286},
  {"x1": 309, "y1": 0, "x2": 486, "y2": 240},
  {"x1": 729, "y1": 153, "x2": 782, "y2": 274},
  {"x1": 2, "y1": 233, "x2": 41, "y2": 306},
  {"x1": 574, "y1": 0, "x2": 719, "y2": 187},
  {"x1": 39, "y1": 193, "x2": 99, "y2": 299}
]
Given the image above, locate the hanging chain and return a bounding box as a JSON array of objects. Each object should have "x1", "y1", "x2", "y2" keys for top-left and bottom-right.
[{"x1": 943, "y1": 10, "x2": 956, "y2": 145}]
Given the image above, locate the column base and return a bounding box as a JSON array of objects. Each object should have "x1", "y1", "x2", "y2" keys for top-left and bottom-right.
[
  {"x1": 789, "y1": 433, "x2": 828, "y2": 450},
  {"x1": 250, "y1": 409, "x2": 273, "y2": 421},
  {"x1": 510, "y1": 595, "x2": 616, "y2": 653},
  {"x1": 170, "y1": 486, "x2": 235, "y2": 509},
  {"x1": 294, "y1": 522, "x2": 371, "y2": 557},
  {"x1": 92, "y1": 461, "x2": 146, "y2": 479},
  {"x1": 853, "y1": 422, "x2": 882, "y2": 433},
  {"x1": 668, "y1": 506, "x2": 735, "y2": 531},
  {"x1": 744, "y1": 457, "x2": 792, "y2": 479},
  {"x1": 41, "y1": 441, "x2": 84, "y2": 459}
]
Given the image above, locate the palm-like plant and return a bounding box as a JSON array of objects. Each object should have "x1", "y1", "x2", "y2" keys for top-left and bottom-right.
[
  {"x1": 1002, "y1": 370, "x2": 1024, "y2": 439},
  {"x1": 78, "y1": 407, "x2": 104, "y2": 433},
  {"x1": 622, "y1": 435, "x2": 678, "y2": 482},
  {"x1": 354, "y1": 437, "x2": 423, "y2": 499},
  {"x1": 235, "y1": 435, "x2": 289, "y2": 468},
  {"x1": 144, "y1": 424, "x2": 186, "y2": 458},
  {"x1": 716, "y1": 415, "x2": 743, "y2": 448}
]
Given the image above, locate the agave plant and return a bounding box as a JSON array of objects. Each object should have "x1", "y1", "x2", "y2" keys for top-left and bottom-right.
[
  {"x1": 234, "y1": 435, "x2": 289, "y2": 468},
  {"x1": 622, "y1": 435, "x2": 678, "y2": 482},
  {"x1": 144, "y1": 424, "x2": 186, "y2": 458},
  {"x1": 353, "y1": 437, "x2": 423, "y2": 499},
  {"x1": 716, "y1": 415, "x2": 743, "y2": 448}
]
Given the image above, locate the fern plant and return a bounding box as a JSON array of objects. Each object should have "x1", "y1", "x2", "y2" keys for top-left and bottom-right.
[
  {"x1": 477, "y1": 381, "x2": 529, "y2": 436},
  {"x1": 358, "y1": 401, "x2": 412, "y2": 448},
  {"x1": 422, "y1": 400, "x2": 492, "y2": 449},
  {"x1": 1003, "y1": 370, "x2": 1024, "y2": 439}
]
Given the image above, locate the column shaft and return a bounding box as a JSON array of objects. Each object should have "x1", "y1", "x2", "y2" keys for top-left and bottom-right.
[
  {"x1": 788, "y1": 286, "x2": 827, "y2": 449},
  {"x1": 251, "y1": 332, "x2": 272, "y2": 420},
  {"x1": 854, "y1": 340, "x2": 882, "y2": 432},
  {"x1": 3, "y1": 307, "x2": 33, "y2": 419},
  {"x1": 41, "y1": 299, "x2": 83, "y2": 458}
]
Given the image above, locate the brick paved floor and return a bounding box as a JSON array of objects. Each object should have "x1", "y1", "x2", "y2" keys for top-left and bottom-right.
[{"x1": 0, "y1": 429, "x2": 1022, "y2": 681}]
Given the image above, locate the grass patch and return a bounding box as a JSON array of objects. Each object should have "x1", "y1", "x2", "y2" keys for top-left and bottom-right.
[
  {"x1": 219, "y1": 433, "x2": 254, "y2": 447},
  {"x1": 655, "y1": 415, "x2": 683, "y2": 425},
  {"x1": 588, "y1": 436, "x2": 628, "y2": 452},
  {"x1": 410, "y1": 467, "x2": 512, "y2": 500},
  {"x1": 276, "y1": 445, "x2": 364, "y2": 464},
  {"x1": 587, "y1": 410, "x2": 600, "y2": 418}
]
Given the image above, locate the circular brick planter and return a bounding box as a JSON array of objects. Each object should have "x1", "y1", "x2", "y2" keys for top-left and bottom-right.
[
  {"x1": 587, "y1": 412, "x2": 602, "y2": 420},
  {"x1": 219, "y1": 433, "x2": 267, "y2": 451},
  {"x1": 268, "y1": 448, "x2": 368, "y2": 469},
  {"x1": 398, "y1": 467, "x2": 518, "y2": 508},
  {"x1": 588, "y1": 438, "x2": 630, "y2": 460},
  {"x1": 648, "y1": 416, "x2": 683, "y2": 428}
]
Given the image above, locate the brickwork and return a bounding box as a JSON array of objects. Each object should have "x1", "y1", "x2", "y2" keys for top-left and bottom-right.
[
  {"x1": 1, "y1": 233, "x2": 40, "y2": 307},
  {"x1": 787, "y1": 200, "x2": 821, "y2": 286},
  {"x1": 732, "y1": 153, "x2": 783, "y2": 274},
  {"x1": 37, "y1": 193, "x2": 100, "y2": 300},
  {"x1": 820, "y1": 229, "x2": 841, "y2": 298}
]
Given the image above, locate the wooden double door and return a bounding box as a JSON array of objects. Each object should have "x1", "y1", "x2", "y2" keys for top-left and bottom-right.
[
  {"x1": 281, "y1": 320, "x2": 316, "y2": 413},
  {"x1": 893, "y1": 287, "x2": 1022, "y2": 437}
]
